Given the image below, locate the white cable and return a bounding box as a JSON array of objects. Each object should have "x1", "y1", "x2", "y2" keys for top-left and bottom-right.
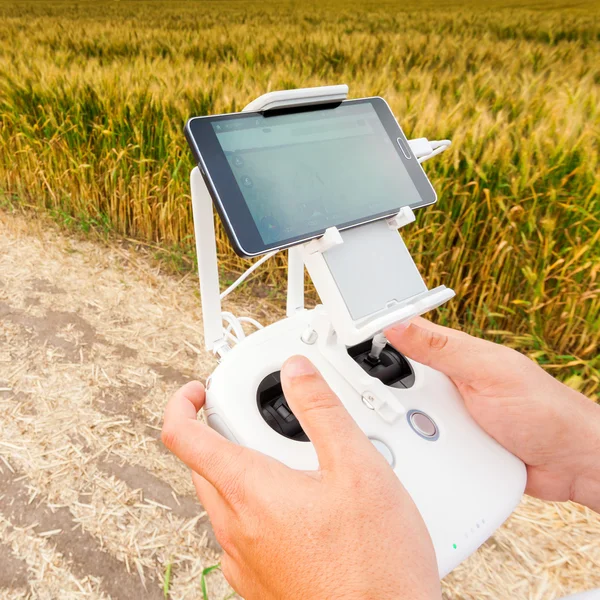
[
  {"x1": 237, "y1": 316, "x2": 265, "y2": 330},
  {"x1": 219, "y1": 312, "x2": 265, "y2": 350},
  {"x1": 220, "y1": 250, "x2": 278, "y2": 300},
  {"x1": 217, "y1": 251, "x2": 276, "y2": 349},
  {"x1": 418, "y1": 140, "x2": 451, "y2": 163},
  {"x1": 221, "y1": 311, "x2": 246, "y2": 340},
  {"x1": 222, "y1": 329, "x2": 240, "y2": 345},
  {"x1": 224, "y1": 316, "x2": 264, "y2": 335}
]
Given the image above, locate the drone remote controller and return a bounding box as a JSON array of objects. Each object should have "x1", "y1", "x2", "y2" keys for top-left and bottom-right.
[{"x1": 189, "y1": 85, "x2": 527, "y2": 577}]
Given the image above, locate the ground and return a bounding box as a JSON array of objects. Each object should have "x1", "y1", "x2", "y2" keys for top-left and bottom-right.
[{"x1": 1, "y1": 209, "x2": 599, "y2": 600}]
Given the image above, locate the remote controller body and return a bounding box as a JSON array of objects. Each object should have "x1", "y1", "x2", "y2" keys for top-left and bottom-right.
[
  {"x1": 204, "y1": 309, "x2": 527, "y2": 577},
  {"x1": 191, "y1": 86, "x2": 527, "y2": 578}
]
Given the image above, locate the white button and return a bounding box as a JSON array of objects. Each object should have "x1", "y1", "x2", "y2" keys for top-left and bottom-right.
[
  {"x1": 301, "y1": 328, "x2": 318, "y2": 345},
  {"x1": 369, "y1": 438, "x2": 395, "y2": 467},
  {"x1": 397, "y1": 137, "x2": 412, "y2": 159},
  {"x1": 409, "y1": 411, "x2": 438, "y2": 438}
]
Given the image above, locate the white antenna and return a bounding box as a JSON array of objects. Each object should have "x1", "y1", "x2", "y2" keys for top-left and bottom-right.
[{"x1": 190, "y1": 167, "x2": 228, "y2": 354}]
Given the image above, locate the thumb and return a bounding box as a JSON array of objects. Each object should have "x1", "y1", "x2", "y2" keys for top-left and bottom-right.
[
  {"x1": 280, "y1": 355, "x2": 370, "y2": 472},
  {"x1": 384, "y1": 318, "x2": 505, "y2": 383}
]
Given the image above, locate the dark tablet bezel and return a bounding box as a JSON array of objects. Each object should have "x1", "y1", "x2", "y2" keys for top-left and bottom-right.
[{"x1": 185, "y1": 97, "x2": 437, "y2": 257}]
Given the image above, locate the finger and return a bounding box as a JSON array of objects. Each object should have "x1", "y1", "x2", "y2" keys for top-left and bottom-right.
[
  {"x1": 384, "y1": 319, "x2": 505, "y2": 383},
  {"x1": 411, "y1": 316, "x2": 469, "y2": 338},
  {"x1": 280, "y1": 355, "x2": 370, "y2": 471},
  {"x1": 162, "y1": 382, "x2": 250, "y2": 499},
  {"x1": 169, "y1": 380, "x2": 207, "y2": 414}
]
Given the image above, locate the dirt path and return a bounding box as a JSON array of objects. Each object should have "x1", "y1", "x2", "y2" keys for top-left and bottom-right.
[{"x1": 1, "y1": 209, "x2": 599, "y2": 600}]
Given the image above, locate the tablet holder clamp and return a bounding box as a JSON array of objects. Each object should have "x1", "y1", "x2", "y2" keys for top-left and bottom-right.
[{"x1": 192, "y1": 84, "x2": 454, "y2": 423}]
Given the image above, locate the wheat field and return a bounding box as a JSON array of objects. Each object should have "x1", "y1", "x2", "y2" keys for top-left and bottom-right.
[{"x1": 0, "y1": 0, "x2": 598, "y2": 395}]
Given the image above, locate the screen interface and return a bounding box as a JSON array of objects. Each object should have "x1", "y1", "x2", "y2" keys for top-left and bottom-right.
[{"x1": 211, "y1": 102, "x2": 423, "y2": 246}]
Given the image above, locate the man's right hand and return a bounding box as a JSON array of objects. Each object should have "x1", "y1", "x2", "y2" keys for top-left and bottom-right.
[{"x1": 385, "y1": 318, "x2": 600, "y2": 512}]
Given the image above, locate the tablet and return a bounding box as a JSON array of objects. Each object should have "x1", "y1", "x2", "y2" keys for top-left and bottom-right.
[{"x1": 185, "y1": 97, "x2": 437, "y2": 257}]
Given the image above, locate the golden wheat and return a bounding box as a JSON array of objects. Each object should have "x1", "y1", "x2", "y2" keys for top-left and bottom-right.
[{"x1": 0, "y1": 0, "x2": 598, "y2": 394}]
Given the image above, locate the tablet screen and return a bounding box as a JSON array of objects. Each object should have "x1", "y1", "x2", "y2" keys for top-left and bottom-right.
[{"x1": 212, "y1": 103, "x2": 423, "y2": 246}]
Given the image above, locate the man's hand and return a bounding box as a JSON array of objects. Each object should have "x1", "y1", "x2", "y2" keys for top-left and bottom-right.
[
  {"x1": 162, "y1": 356, "x2": 441, "y2": 600},
  {"x1": 386, "y1": 318, "x2": 600, "y2": 512}
]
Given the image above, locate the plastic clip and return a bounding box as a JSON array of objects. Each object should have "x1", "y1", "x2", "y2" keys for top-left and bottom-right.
[
  {"x1": 303, "y1": 227, "x2": 344, "y2": 255},
  {"x1": 387, "y1": 206, "x2": 416, "y2": 230}
]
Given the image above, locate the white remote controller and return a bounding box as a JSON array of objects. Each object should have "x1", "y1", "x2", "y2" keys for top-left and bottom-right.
[
  {"x1": 204, "y1": 309, "x2": 526, "y2": 577},
  {"x1": 188, "y1": 85, "x2": 527, "y2": 578}
]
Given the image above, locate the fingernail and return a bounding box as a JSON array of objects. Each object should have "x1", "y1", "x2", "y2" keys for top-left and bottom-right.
[{"x1": 283, "y1": 355, "x2": 317, "y2": 378}]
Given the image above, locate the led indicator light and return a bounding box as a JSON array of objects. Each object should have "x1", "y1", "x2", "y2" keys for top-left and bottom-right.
[{"x1": 452, "y1": 544, "x2": 457, "y2": 550}]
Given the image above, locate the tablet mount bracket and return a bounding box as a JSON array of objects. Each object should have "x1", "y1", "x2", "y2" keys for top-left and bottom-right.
[{"x1": 191, "y1": 84, "x2": 455, "y2": 422}]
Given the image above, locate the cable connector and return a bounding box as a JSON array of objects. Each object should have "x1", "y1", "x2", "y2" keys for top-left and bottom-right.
[
  {"x1": 413, "y1": 139, "x2": 452, "y2": 164},
  {"x1": 408, "y1": 138, "x2": 434, "y2": 159}
]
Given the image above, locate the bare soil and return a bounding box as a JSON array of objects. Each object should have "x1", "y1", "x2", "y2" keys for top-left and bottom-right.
[{"x1": 1, "y1": 209, "x2": 599, "y2": 599}]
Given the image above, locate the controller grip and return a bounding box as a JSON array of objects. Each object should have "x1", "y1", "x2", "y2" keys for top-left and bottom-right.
[{"x1": 205, "y1": 412, "x2": 238, "y2": 443}]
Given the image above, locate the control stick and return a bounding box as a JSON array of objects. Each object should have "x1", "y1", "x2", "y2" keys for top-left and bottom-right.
[{"x1": 367, "y1": 332, "x2": 388, "y2": 364}]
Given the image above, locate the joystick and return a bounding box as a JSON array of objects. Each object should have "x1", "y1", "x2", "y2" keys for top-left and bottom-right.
[
  {"x1": 348, "y1": 339, "x2": 415, "y2": 389},
  {"x1": 188, "y1": 85, "x2": 526, "y2": 578},
  {"x1": 257, "y1": 372, "x2": 308, "y2": 442}
]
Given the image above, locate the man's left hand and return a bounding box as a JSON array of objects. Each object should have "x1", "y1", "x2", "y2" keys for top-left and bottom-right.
[{"x1": 162, "y1": 355, "x2": 440, "y2": 600}]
